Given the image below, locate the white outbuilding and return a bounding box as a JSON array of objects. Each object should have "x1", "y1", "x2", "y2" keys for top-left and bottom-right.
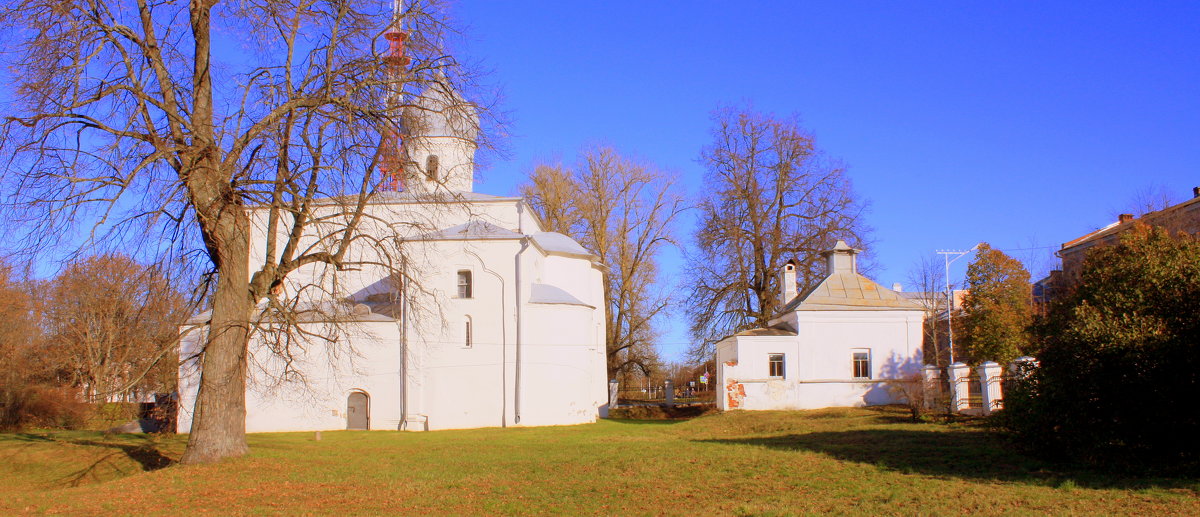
[
  {"x1": 177, "y1": 85, "x2": 608, "y2": 433},
  {"x1": 715, "y1": 241, "x2": 925, "y2": 411}
]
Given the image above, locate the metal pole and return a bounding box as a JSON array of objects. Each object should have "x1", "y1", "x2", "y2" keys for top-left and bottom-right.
[
  {"x1": 945, "y1": 257, "x2": 953, "y2": 364},
  {"x1": 937, "y1": 244, "x2": 980, "y2": 365}
]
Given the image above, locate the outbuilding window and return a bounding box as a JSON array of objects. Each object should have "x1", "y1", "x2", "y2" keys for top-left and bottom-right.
[
  {"x1": 457, "y1": 270, "x2": 472, "y2": 299},
  {"x1": 852, "y1": 350, "x2": 871, "y2": 379},
  {"x1": 768, "y1": 353, "x2": 785, "y2": 378}
]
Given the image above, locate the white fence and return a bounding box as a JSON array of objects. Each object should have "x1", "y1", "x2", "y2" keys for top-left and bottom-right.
[{"x1": 922, "y1": 357, "x2": 1037, "y2": 416}]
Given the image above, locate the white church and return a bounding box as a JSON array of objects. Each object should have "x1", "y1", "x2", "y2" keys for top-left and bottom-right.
[
  {"x1": 716, "y1": 241, "x2": 925, "y2": 411},
  {"x1": 177, "y1": 84, "x2": 609, "y2": 433}
]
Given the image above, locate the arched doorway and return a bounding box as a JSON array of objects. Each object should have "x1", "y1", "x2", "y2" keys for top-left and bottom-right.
[{"x1": 347, "y1": 391, "x2": 369, "y2": 430}]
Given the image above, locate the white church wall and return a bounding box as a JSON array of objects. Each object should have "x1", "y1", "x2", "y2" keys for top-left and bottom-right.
[
  {"x1": 176, "y1": 327, "x2": 204, "y2": 433},
  {"x1": 539, "y1": 254, "x2": 596, "y2": 305},
  {"x1": 244, "y1": 321, "x2": 404, "y2": 433},
  {"x1": 403, "y1": 136, "x2": 477, "y2": 194},
  {"x1": 418, "y1": 332, "x2": 509, "y2": 430},
  {"x1": 518, "y1": 304, "x2": 604, "y2": 426},
  {"x1": 411, "y1": 238, "x2": 520, "y2": 430},
  {"x1": 244, "y1": 197, "x2": 525, "y2": 292},
  {"x1": 182, "y1": 183, "x2": 609, "y2": 433},
  {"x1": 178, "y1": 321, "x2": 404, "y2": 433}
]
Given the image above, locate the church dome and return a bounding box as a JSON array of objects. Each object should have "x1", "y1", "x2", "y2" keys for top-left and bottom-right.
[{"x1": 402, "y1": 80, "x2": 479, "y2": 142}]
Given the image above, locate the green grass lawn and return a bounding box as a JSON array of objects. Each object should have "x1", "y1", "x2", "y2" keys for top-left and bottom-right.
[{"x1": 2, "y1": 406, "x2": 1197, "y2": 515}]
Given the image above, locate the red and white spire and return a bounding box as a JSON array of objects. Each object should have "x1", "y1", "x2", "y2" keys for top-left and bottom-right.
[{"x1": 378, "y1": 0, "x2": 409, "y2": 191}]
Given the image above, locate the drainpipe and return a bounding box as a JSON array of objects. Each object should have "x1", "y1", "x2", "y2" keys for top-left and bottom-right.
[
  {"x1": 398, "y1": 256, "x2": 410, "y2": 430},
  {"x1": 514, "y1": 201, "x2": 526, "y2": 424},
  {"x1": 465, "y1": 249, "x2": 506, "y2": 428}
]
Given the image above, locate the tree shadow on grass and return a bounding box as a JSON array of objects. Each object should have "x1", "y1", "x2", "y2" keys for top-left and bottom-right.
[
  {"x1": 604, "y1": 419, "x2": 682, "y2": 426},
  {"x1": 695, "y1": 429, "x2": 1199, "y2": 491},
  {"x1": 3, "y1": 433, "x2": 176, "y2": 487}
]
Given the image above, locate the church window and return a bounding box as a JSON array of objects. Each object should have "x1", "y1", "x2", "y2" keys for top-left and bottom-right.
[
  {"x1": 426, "y1": 155, "x2": 439, "y2": 181},
  {"x1": 457, "y1": 270, "x2": 472, "y2": 299},
  {"x1": 768, "y1": 353, "x2": 784, "y2": 378},
  {"x1": 464, "y1": 317, "x2": 473, "y2": 348},
  {"x1": 852, "y1": 350, "x2": 871, "y2": 379}
]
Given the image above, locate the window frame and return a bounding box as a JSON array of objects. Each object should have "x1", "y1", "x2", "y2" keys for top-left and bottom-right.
[
  {"x1": 852, "y1": 349, "x2": 871, "y2": 380},
  {"x1": 456, "y1": 270, "x2": 472, "y2": 299},
  {"x1": 768, "y1": 353, "x2": 785, "y2": 379},
  {"x1": 425, "y1": 155, "x2": 439, "y2": 181},
  {"x1": 464, "y1": 317, "x2": 473, "y2": 348}
]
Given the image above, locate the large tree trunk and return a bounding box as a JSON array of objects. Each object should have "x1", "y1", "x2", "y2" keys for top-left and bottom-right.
[
  {"x1": 178, "y1": 0, "x2": 254, "y2": 465},
  {"x1": 180, "y1": 215, "x2": 253, "y2": 464}
]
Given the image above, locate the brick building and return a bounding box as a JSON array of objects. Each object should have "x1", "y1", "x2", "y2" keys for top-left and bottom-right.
[{"x1": 1035, "y1": 187, "x2": 1200, "y2": 310}]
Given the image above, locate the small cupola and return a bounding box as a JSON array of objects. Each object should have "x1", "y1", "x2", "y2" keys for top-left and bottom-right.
[{"x1": 821, "y1": 240, "x2": 860, "y2": 275}]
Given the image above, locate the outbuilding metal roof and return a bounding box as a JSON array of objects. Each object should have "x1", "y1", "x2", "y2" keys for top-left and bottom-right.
[{"x1": 780, "y1": 272, "x2": 924, "y2": 312}]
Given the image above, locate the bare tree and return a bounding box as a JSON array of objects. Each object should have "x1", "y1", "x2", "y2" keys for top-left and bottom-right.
[
  {"x1": 907, "y1": 255, "x2": 948, "y2": 367},
  {"x1": 0, "y1": 0, "x2": 490, "y2": 463},
  {"x1": 686, "y1": 107, "x2": 871, "y2": 359},
  {"x1": 0, "y1": 259, "x2": 45, "y2": 430},
  {"x1": 43, "y1": 254, "x2": 187, "y2": 403},
  {"x1": 522, "y1": 163, "x2": 581, "y2": 234},
  {"x1": 1114, "y1": 183, "x2": 1182, "y2": 218},
  {"x1": 521, "y1": 147, "x2": 685, "y2": 380}
]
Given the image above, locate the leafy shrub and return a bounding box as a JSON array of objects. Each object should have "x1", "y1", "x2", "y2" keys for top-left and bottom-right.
[{"x1": 1004, "y1": 226, "x2": 1200, "y2": 472}]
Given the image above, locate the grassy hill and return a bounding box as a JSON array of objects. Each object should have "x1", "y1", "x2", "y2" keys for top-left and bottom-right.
[{"x1": 2, "y1": 407, "x2": 1196, "y2": 515}]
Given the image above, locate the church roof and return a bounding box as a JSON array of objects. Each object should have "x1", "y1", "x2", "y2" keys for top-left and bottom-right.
[
  {"x1": 780, "y1": 272, "x2": 924, "y2": 312},
  {"x1": 313, "y1": 190, "x2": 519, "y2": 206},
  {"x1": 733, "y1": 327, "x2": 797, "y2": 337},
  {"x1": 417, "y1": 220, "x2": 522, "y2": 241},
  {"x1": 185, "y1": 301, "x2": 395, "y2": 325},
  {"x1": 529, "y1": 283, "x2": 594, "y2": 308},
  {"x1": 530, "y1": 232, "x2": 593, "y2": 257}
]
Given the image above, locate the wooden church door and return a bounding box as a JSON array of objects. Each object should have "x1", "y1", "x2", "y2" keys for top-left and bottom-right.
[{"x1": 347, "y1": 391, "x2": 369, "y2": 430}]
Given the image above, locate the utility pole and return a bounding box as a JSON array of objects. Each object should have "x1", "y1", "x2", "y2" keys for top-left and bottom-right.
[{"x1": 936, "y1": 244, "x2": 979, "y2": 364}]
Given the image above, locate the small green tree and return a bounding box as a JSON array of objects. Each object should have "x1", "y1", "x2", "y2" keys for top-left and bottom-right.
[
  {"x1": 958, "y1": 243, "x2": 1032, "y2": 364},
  {"x1": 1005, "y1": 225, "x2": 1200, "y2": 470}
]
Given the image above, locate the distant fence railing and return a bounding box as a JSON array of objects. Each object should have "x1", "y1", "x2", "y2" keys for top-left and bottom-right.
[{"x1": 616, "y1": 387, "x2": 715, "y2": 406}]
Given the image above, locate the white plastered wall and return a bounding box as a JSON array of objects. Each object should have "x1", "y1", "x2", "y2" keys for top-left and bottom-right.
[
  {"x1": 180, "y1": 197, "x2": 608, "y2": 433},
  {"x1": 718, "y1": 310, "x2": 925, "y2": 411}
]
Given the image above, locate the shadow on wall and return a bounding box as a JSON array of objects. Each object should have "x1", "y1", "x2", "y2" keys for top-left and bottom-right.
[
  {"x1": 861, "y1": 352, "x2": 925, "y2": 406},
  {"x1": 694, "y1": 428, "x2": 1194, "y2": 489}
]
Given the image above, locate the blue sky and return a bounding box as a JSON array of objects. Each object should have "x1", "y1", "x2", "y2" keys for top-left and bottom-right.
[{"x1": 451, "y1": 1, "x2": 1198, "y2": 362}]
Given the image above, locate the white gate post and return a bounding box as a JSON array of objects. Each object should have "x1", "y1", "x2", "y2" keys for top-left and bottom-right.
[
  {"x1": 664, "y1": 379, "x2": 674, "y2": 405},
  {"x1": 978, "y1": 361, "x2": 1003, "y2": 415},
  {"x1": 921, "y1": 365, "x2": 941, "y2": 410},
  {"x1": 948, "y1": 362, "x2": 970, "y2": 414}
]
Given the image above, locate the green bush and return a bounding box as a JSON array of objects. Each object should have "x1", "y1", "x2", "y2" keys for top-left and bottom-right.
[{"x1": 1003, "y1": 226, "x2": 1200, "y2": 472}]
